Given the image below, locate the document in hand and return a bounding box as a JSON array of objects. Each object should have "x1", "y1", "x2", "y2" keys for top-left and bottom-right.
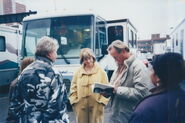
[{"x1": 92, "y1": 83, "x2": 114, "y2": 94}]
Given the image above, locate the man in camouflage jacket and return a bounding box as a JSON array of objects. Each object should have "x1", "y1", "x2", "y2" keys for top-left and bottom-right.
[{"x1": 9, "y1": 37, "x2": 69, "y2": 123}]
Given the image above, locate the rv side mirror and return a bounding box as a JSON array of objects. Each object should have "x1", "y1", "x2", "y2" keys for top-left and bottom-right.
[{"x1": 101, "y1": 44, "x2": 108, "y2": 55}]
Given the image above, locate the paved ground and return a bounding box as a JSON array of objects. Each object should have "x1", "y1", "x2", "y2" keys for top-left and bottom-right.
[
  {"x1": 68, "y1": 105, "x2": 112, "y2": 123},
  {"x1": 0, "y1": 86, "x2": 9, "y2": 123},
  {"x1": 0, "y1": 86, "x2": 111, "y2": 123}
]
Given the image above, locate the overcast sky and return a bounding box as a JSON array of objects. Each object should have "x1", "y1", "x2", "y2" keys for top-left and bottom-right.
[{"x1": 16, "y1": 0, "x2": 185, "y2": 39}]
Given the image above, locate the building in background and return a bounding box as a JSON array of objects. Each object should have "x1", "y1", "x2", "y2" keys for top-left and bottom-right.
[
  {"x1": 137, "y1": 34, "x2": 169, "y2": 55},
  {"x1": 3, "y1": 0, "x2": 14, "y2": 14},
  {"x1": 0, "y1": 0, "x2": 26, "y2": 26},
  {"x1": 15, "y1": 2, "x2": 26, "y2": 13},
  {"x1": 0, "y1": 1, "x2": 4, "y2": 15},
  {"x1": 0, "y1": 0, "x2": 26, "y2": 15},
  {"x1": 137, "y1": 39, "x2": 152, "y2": 53}
]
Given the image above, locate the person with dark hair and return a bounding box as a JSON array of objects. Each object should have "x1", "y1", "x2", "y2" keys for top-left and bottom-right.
[
  {"x1": 7, "y1": 57, "x2": 35, "y2": 123},
  {"x1": 129, "y1": 52, "x2": 185, "y2": 123},
  {"x1": 8, "y1": 36, "x2": 69, "y2": 123},
  {"x1": 69, "y1": 48, "x2": 109, "y2": 123},
  {"x1": 9, "y1": 57, "x2": 35, "y2": 90},
  {"x1": 107, "y1": 40, "x2": 150, "y2": 123}
]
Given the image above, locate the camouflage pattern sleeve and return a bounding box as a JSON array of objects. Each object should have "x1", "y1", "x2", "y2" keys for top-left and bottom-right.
[
  {"x1": 46, "y1": 72, "x2": 69, "y2": 122},
  {"x1": 8, "y1": 58, "x2": 69, "y2": 123}
]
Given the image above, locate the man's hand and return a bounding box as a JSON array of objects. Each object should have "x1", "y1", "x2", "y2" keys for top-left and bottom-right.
[{"x1": 113, "y1": 84, "x2": 119, "y2": 93}]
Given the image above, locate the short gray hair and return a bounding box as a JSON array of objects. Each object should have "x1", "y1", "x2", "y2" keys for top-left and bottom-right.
[
  {"x1": 108, "y1": 40, "x2": 130, "y2": 53},
  {"x1": 35, "y1": 36, "x2": 59, "y2": 58}
]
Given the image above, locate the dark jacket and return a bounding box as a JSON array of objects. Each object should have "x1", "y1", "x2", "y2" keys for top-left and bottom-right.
[
  {"x1": 129, "y1": 86, "x2": 185, "y2": 123},
  {"x1": 8, "y1": 56, "x2": 69, "y2": 123}
]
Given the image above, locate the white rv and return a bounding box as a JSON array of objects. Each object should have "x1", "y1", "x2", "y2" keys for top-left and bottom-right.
[
  {"x1": 0, "y1": 25, "x2": 21, "y2": 86},
  {"x1": 106, "y1": 19, "x2": 137, "y2": 49},
  {"x1": 21, "y1": 12, "x2": 138, "y2": 90},
  {"x1": 99, "y1": 19, "x2": 138, "y2": 78},
  {"x1": 21, "y1": 12, "x2": 108, "y2": 92},
  {"x1": 170, "y1": 18, "x2": 185, "y2": 59}
]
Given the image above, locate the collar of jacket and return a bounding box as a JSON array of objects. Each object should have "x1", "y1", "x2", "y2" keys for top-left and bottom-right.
[
  {"x1": 115, "y1": 55, "x2": 135, "y2": 85},
  {"x1": 79, "y1": 62, "x2": 99, "y2": 77},
  {"x1": 133, "y1": 86, "x2": 183, "y2": 111},
  {"x1": 150, "y1": 85, "x2": 180, "y2": 94},
  {"x1": 123, "y1": 55, "x2": 135, "y2": 68},
  {"x1": 36, "y1": 56, "x2": 53, "y2": 65},
  {"x1": 150, "y1": 85, "x2": 166, "y2": 94}
]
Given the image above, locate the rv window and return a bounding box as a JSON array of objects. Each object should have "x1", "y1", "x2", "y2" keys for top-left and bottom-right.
[
  {"x1": 172, "y1": 37, "x2": 174, "y2": 50},
  {"x1": 96, "y1": 17, "x2": 106, "y2": 56},
  {"x1": 135, "y1": 34, "x2": 137, "y2": 47},
  {"x1": 176, "y1": 33, "x2": 178, "y2": 46},
  {"x1": 108, "y1": 26, "x2": 123, "y2": 45},
  {"x1": 180, "y1": 30, "x2": 184, "y2": 56},
  {"x1": 0, "y1": 36, "x2": 5, "y2": 52},
  {"x1": 128, "y1": 29, "x2": 134, "y2": 47}
]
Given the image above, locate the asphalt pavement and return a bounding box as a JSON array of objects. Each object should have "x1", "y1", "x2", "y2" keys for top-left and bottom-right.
[{"x1": 0, "y1": 86, "x2": 111, "y2": 123}]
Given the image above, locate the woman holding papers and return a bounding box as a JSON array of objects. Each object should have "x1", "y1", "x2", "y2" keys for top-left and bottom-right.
[{"x1": 69, "y1": 48, "x2": 109, "y2": 123}]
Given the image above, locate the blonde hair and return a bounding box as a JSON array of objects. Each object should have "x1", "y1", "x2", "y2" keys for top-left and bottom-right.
[{"x1": 80, "y1": 48, "x2": 96, "y2": 64}]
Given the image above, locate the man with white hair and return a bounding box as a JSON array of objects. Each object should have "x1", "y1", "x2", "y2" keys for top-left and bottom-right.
[
  {"x1": 107, "y1": 40, "x2": 150, "y2": 123},
  {"x1": 9, "y1": 36, "x2": 69, "y2": 123}
]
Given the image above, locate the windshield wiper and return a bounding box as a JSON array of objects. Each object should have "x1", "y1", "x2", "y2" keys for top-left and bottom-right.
[{"x1": 57, "y1": 47, "x2": 70, "y2": 64}]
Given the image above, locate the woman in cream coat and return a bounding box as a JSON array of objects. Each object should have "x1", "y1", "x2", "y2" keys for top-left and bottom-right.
[{"x1": 69, "y1": 48, "x2": 109, "y2": 123}]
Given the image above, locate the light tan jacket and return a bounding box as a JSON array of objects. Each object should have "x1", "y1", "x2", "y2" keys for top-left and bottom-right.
[
  {"x1": 110, "y1": 55, "x2": 150, "y2": 123},
  {"x1": 69, "y1": 62, "x2": 109, "y2": 106}
]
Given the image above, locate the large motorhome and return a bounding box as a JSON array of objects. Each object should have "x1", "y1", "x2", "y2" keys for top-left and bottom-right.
[
  {"x1": 170, "y1": 18, "x2": 185, "y2": 59},
  {"x1": 20, "y1": 13, "x2": 138, "y2": 91},
  {"x1": 21, "y1": 13, "x2": 107, "y2": 91},
  {"x1": 0, "y1": 25, "x2": 21, "y2": 86}
]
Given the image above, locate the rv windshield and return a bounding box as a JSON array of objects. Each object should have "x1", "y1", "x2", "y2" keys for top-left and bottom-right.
[{"x1": 23, "y1": 15, "x2": 93, "y2": 58}]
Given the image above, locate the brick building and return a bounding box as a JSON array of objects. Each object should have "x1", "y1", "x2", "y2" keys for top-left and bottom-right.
[
  {"x1": 15, "y1": 2, "x2": 26, "y2": 13},
  {"x1": 137, "y1": 34, "x2": 169, "y2": 53},
  {"x1": 0, "y1": 0, "x2": 26, "y2": 15}
]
